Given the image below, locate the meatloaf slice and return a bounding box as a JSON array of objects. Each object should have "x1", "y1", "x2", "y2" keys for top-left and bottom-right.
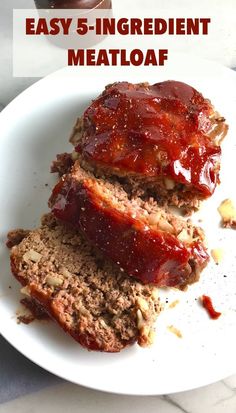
[
  {"x1": 9, "y1": 214, "x2": 160, "y2": 352},
  {"x1": 70, "y1": 81, "x2": 228, "y2": 212},
  {"x1": 49, "y1": 161, "x2": 209, "y2": 289}
]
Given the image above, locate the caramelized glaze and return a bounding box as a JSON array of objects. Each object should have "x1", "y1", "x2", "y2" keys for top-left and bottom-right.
[
  {"x1": 50, "y1": 176, "x2": 209, "y2": 287},
  {"x1": 76, "y1": 81, "x2": 224, "y2": 196}
]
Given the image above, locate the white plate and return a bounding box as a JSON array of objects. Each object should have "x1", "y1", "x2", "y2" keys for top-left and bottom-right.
[{"x1": 0, "y1": 56, "x2": 236, "y2": 396}]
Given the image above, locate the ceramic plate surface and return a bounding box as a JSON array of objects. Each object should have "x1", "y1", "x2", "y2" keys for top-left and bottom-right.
[{"x1": 0, "y1": 56, "x2": 236, "y2": 395}]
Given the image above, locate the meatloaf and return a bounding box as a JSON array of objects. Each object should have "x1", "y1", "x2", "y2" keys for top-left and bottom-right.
[
  {"x1": 49, "y1": 161, "x2": 209, "y2": 289},
  {"x1": 8, "y1": 214, "x2": 160, "y2": 352},
  {"x1": 69, "y1": 81, "x2": 228, "y2": 212}
]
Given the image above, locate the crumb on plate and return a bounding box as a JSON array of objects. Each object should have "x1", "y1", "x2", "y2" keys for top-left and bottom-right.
[
  {"x1": 168, "y1": 300, "x2": 180, "y2": 309},
  {"x1": 218, "y1": 199, "x2": 236, "y2": 229},
  {"x1": 167, "y1": 325, "x2": 182, "y2": 338},
  {"x1": 211, "y1": 248, "x2": 224, "y2": 265}
]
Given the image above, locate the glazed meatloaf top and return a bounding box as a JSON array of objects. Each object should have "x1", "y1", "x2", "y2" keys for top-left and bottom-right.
[
  {"x1": 9, "y1": 214, "x2": 160, "y2": 352},
  {"x1": 49, "y1": 161, "x2": 209, "y2": 289},
  {"x1": 69, "y1": 81, "x2": 228, "y2": 209}
]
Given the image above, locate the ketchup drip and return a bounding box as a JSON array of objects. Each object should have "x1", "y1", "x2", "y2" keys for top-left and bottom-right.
[{"x1": 201, "y1": 295, "x2": 221, "y2": 320}]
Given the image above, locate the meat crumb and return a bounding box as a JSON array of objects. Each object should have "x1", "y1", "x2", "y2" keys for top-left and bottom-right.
[
  {"x1": 17, "y1": 298, "x2": 50, "y2": 325},
  {"x1": 6, "y1": 229, "x2": 29, "y2": 248},
  {"x1": 17, "y1": 314, "x2": 34, "y2": 325}
]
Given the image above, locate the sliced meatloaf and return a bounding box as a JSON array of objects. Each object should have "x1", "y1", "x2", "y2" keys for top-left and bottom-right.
[
  {"x1": 49, "y1": 161, "x2": 209, "y2": 289},
  {"x1": 9, "y1": 214, "x2": 160, "y2": 352},
  {"x1": 69, "y1": 81, "x2": 228, "y2": 212}
]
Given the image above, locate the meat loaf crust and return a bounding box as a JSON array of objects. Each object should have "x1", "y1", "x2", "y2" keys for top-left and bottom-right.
[
  {"x1": 49, "y1": 161, "x2": 209, "y2": 289},
  {"x1": 9, "y1": 214, "x2": 160, "y2": 352},
  {"x1": 70, "y1": 81, "x2": 228, "y2": 212},
  {"x1": 51, "y1": 152, "x2": 74, "y2": 177}
]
